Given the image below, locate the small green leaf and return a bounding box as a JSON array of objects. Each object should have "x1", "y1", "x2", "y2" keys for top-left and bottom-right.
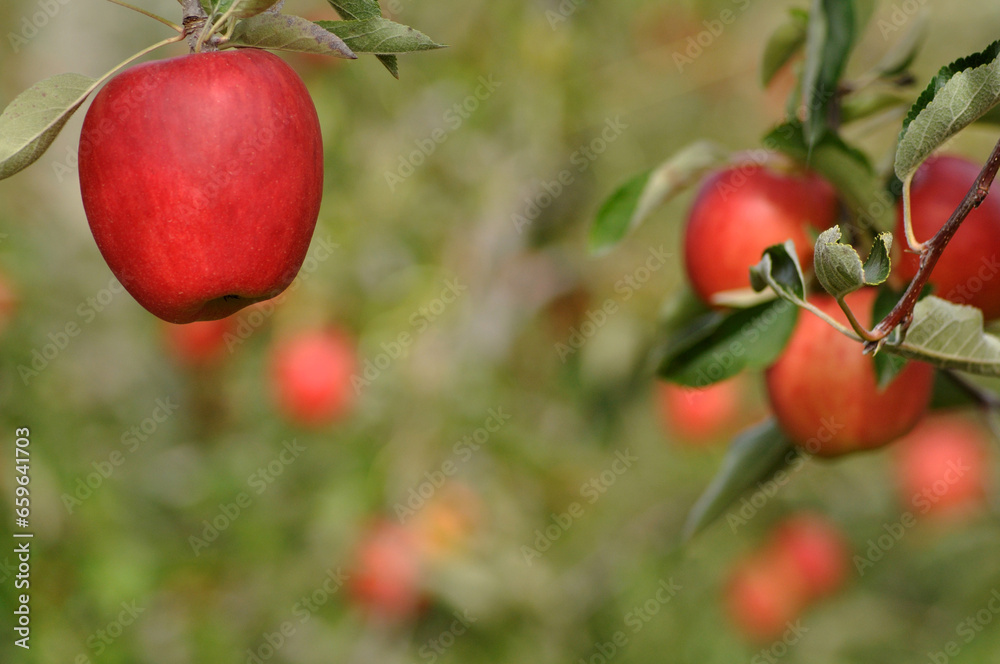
[
  {"x1": 316, "y1": 18, "x2": 445, "y2": 54},
  {"x1": 201, "y1": 0, "x2": 282, "y2": 19},
  {"x1": 886, "y1": 296, "x2": 1000, "y2": 376},
  {"x1": 750, "y1": 240, "x2": 807, "y2": 302},
  {"x1": 588, "y1": 141, "x2": 727, "y2": 255},
  {"x1": 762, "y1": 8, "x2": 809, "y2": 87},
  {"x1": 874, "y1": 9, "x2": 927, "y2": 77},
  {"x1": 681, "y1": 420, "x2": 797, "y2": 542},
  {"x1": 801, "y1": 0, "x2": 856, "y2": 148},
  {"x1": 657, "y1": 298, "x2": 799, "y2": 386},
  {"x1": 325, "y1": 0, "x2": 401, "y2": 76},
  {"x1": 813, "y1": 226, "x2": 891, "y2": 298},
  {"x1": 896, "y1": 40, "x2": 1000, "y2": 180},
  {"x1": 225, "y1": 13, "x2": 357, "y2": 58},
  {"x1": 0, "y1": 73, "x2": 97, "y2": 181}
]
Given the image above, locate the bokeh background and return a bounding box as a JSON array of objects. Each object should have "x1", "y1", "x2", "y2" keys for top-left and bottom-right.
[{"x1": 4, "y1": 0, "x2": 1000, "y2": 662}]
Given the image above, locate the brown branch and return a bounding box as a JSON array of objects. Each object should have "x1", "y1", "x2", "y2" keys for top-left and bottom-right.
[{"x1": 867, "y1": 137, "x2": 1000, "y2": 344}]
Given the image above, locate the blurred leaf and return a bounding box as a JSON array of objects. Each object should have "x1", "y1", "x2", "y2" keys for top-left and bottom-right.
[
  {"x1": 0, "y1": 73, "x2": 97, "y2": 180},
  {"x1": 226, "y1": 13, "x2": 357, "y2": 58},
  {"x1": 762, "y1": 8, "x2": 809, "y2": 87},
  {"x1": 681, "y1": 420, "x2": 796, "y2": 542},
  {"x1": 317, "y1": 18, "x2": 445, "y2": 54},
  {"x1": 874, "y1": 9, "x2": 927, "y2": 77},
  {"x1": 657, "y1": 298, "x2": 798, "y2": 387},
  {"x1": 765, "y1": 121, "x2": 894, "y2": 232},
  {"x1": 930, "y1": 370, "x2": 984, "y2": 409},
  {"x1": 840, "y1": 91, "x2": 907, "y2": 124},
  {"x1": 896, "y1": 40, "x2": 1000, "y2": 180},
  {"x1": 813, "y1": 226, "x2": 891, "y2": 298},
  {"x1": 589, "y1": 141, "x2": 727, "y2": 255},
  {"x1": 200, "y1": 0, "x2": 281, "y2": 18},
  {"x1": 325, "y1": 0, "x2": 400, "y2": 76},
  {"x1": 801, "y1": 0, "x2": 856, "y2": 149}
]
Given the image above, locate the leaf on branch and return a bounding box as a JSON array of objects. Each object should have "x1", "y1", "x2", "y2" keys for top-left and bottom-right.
[
  {"x1": 801, "y1": 0, "x2": 856, "y2": 149},
  {"x1": 588, "y1": 141, "x2": 727, "y2": 255},
  {"x1": 896, "y1": 40, "x2": 1000, "y2": 180},
  {"x1": 0, "y1": 73, "x2": 97, "y2": 181},
  {"x1": 765, "y1": 121, "x2": 895, "y2": 232},
  {"x1": 226, "y1": 13, "x2": 357, "y2": 58},
  {"x1": 890, "y1": 297, "x2": 1000, "y2": 377},
  {"x1": 813, "y1": 225, "x2": 892, "y2": 298},
  {"x1": 316, "y1": 18, "x2": 445, "y2": 54},
  {"x1": 681, "y1": 420, "x2": 797, "y2": 542},
  {"x1": 762, "y1": 8, "x2": 809, "y2": 87},
  {"x1": 750, "y1": 240, "x2": 808, "y2": 303},
  {"x1": 325, "y1": 0, "x2": 401, "y2": 76},
  {"x1": 656, "y1": 297, "x2": 799, "y2": 387},
  {"x1": 201, "y1": 0, "x2": 282, "y2": 19}
]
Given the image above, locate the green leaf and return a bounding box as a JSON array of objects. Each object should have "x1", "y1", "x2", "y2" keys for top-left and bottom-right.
[
  {"x1": 225, "y1": 13, "x2": 357, "y2": 58},
  {"x1": 765, "y1": 121, "x2": 895, "y2": 232},
  {"x1": 801, "y1": 0, "x2": 856, "y2": 149},
  {"x1": 896, "y1": 40, "x2": 1000, "y2": 180},
  {"x1": 887, "y1": 297, "x2": 1000, "y2": 376},
  {"x1": 681, "y1": 420, "x2": 797, "y2": 542},
  {"x1": 874, "y1": 9, "x2": 927, "y2": 77},
  {"x1": 813, "y1": 226, "x2": 892, "y2": 298},
  {"x1": 200, "y1": 0, "x2": 282, "y2": 19},
  {"x1": 840, "y1": 91, "x2": 907, "y2": 125},
  {"x1": 325, "y1": 0, "x2": 401, "y2": 76},
  {"x1": 762, "y1": 8, "x2": 809, "y2": 87},
  {"x1": 316, "y1": 18, "x2": 445, "y2": 54},
  {"x1": 750, "y1": 240, "x2": 807, "y2": 302},
  {"x1": 589, "y1": 141, "x2": 726, "y2": 255},
  {"x1": 657, "y1": 298, "x2": 799, "y2": 387},
  {"x1": 0, "y1": 73, "x2": 97, "y2": 181}
]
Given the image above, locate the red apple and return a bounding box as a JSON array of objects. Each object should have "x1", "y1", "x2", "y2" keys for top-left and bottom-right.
[
  {"x1": 269, "y1": 328, "x2": 357, "y2": 426},
  {"x1": 79, "y1": 49, "x2": 323, "y2": 324},
  {"x1": 894, "y1": 416, "x2": 990, "y2": 518},
  {"x1": 895, "y1": 155, "x2": 1000, "y2": 320},
  {"x1": 770, "y1": 513, "x2": 849, "y2": 600},
  {"x1": 348, "y1": 520, "x2": 424, "y2": 622},
  {"x1": 162, "y1": 317, "x2": 235, "y2": 368},
  {"x1": 0, "y1": 270, "x2": 17, "y2": 334},
  {"x1": 684, "y1": 164, "x2": 836, "y2": 304},
  {"x1": 765, "y1": 289, "x2": 934, "y2": 456},
  {"x1": 726, "y1": 551, "x2": 806, "y2": 642},
  {"x1": 655, "y1": 377, "x2": 744, "y2": 445}
]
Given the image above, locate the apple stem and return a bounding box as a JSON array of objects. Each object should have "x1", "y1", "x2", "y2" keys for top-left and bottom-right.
[
  {"x1": 900, "y1": 174, "x2": 924, "y2": 252},
  {"x1": 105, "y1": 0, "x2": 183, "y2": 32},
  {"x1": 195, "y1": 0, "x2": 247, "y2": 52},
  {"x1": 866, "y1": 137, "x2": 1000, "y2": 345},
  {"x1": 836, "y1": 297, "x2": 880, "y2": 343}
]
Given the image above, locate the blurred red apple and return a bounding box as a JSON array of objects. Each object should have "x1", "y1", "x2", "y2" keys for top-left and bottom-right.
[
  {"x1": 726, "y1": 551, "x2": 806, "y2": 641},
  {"x1": 684, "y1": 164, "x2": 836, "y2": 305},
  {"x1": 655, "y1": 377, "x2": 746, "y2": 445},
  {"x1": 79, "y1": 49, "x2": 323, "y2": 323},
  {"x1": 894, "y1": 155, "x2": 1000, "y2": 320},
  {"x1": 770, "y1": 513, "x2": 849, "y2": 600},
  {"x1": 162, "y1": 318, "x2": 235, "y2": 368},
  {"x1": 0, "y1": 270, "x2": 17, "y2": 334},
  {"x1": 269, "y1": 328, "x2": 357, "y2": 426},
  {"x1": 894, "y1": 416, "x2": 990, "y2": 519},
  {"x1": 766, "y1": 289, "x2": 934, "y2": 456},
  {"x1": 348, "y1": 520, "x2": 424, "y2": 622}
]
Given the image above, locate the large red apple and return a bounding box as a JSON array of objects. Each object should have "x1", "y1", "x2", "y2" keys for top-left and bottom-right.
[
  {"x1": 893, "y1": 416, "x2": 990, "y2": 518},
  {"x1": 765, "y1": 289, "x2": 934, "y2": 456},
  {"x1": 684, "y1": 164, "x2": 836, "y2": 305},
  {"x1": 79, "y1": 49, "x2": 323, "y2": 324},
  {"x1": 895, "y1": 155, "x2": 1000, "y2": 320},
  {"x1": 269, "y1": 328, "x2": 357, "y2": 427}
]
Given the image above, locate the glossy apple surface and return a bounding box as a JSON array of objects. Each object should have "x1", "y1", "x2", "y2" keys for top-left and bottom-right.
[
  {"x1": 895, "y1": 155, "x2": 1000, "y2": 320},
  {"x1": 684, "y1": 164, "x2": 836, "y2": 304},
  {"x1": 765, "y1": 289, "x2": 934, "y2": 456},
  {"x1": 79, "y1": 49, "x2": 323, "y2": 323},
  {"x1": 269, "y1": 328, "x2": 357, "y2": 426}
]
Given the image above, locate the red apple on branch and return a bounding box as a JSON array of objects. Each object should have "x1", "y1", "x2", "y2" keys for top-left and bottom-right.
[{"x1": 79, "y1": 49, "x2": 323, "y2": 324}]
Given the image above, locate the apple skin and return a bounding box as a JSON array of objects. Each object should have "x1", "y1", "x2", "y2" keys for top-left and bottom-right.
[
  {"x1": 348, "y1": 520, "x2": 425, "y2": 622},
  {"x1": 895, "y1": 155, "x2": 1000, "y2": 320},
  {"x1": 79, "y1": 49, "x2": 323, "y2": 324},
  {"x1": 684, "y1": 164, "x2": 836, "y2": 304},
  {"x1": 770, "y1": 513, "x2": 849, "y2": 601},
  {"x1": 269, "y1": 328, "x2": 357, "y2": 427},
  {"x1": 655, "y1": 378, "x2": 744, "y2": 445},
  {"x1": 765, "y1": 289, "x2": 934, "y2": 456},
  {"x1": 894, "y1": 416, "x2": 989, "y2": 518}
]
